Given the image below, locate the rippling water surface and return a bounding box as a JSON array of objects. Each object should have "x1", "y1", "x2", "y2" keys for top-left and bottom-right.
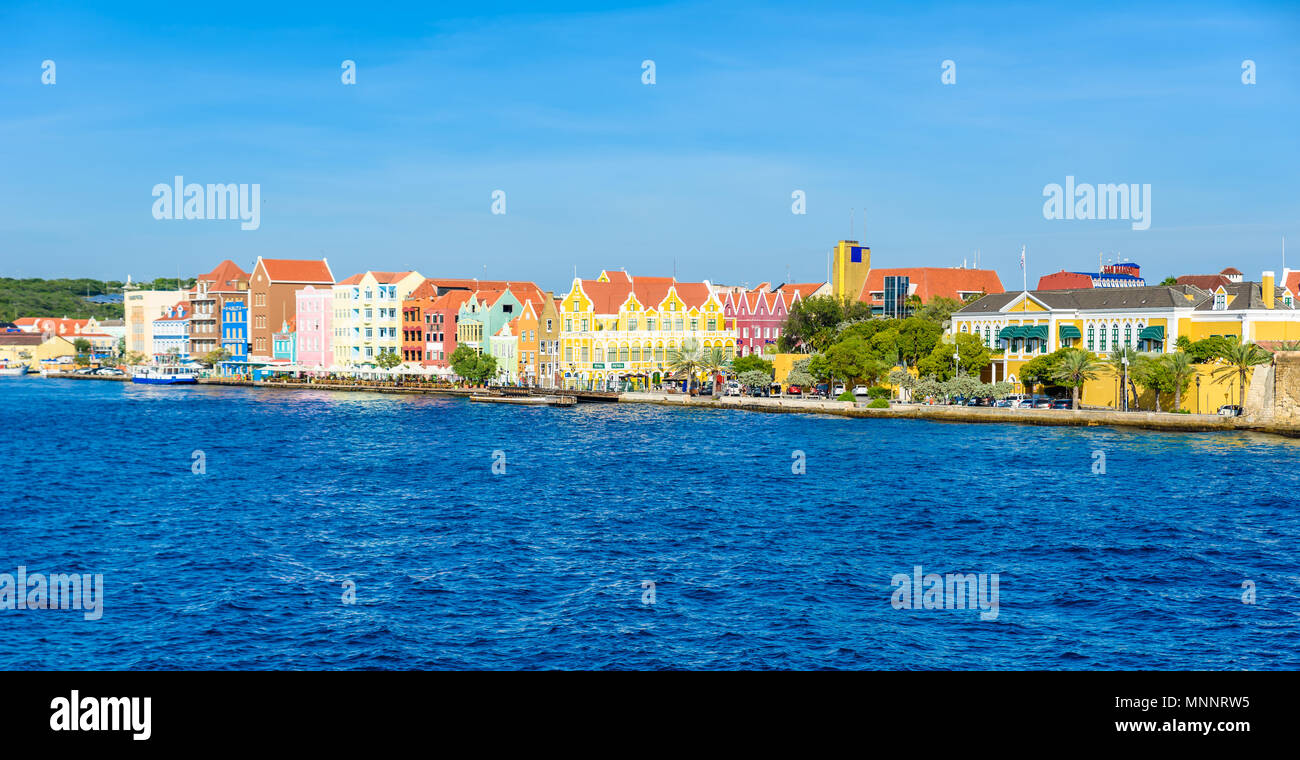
[{"x1": 2, "y1": 378, "x2": 1298, "y2": 669}]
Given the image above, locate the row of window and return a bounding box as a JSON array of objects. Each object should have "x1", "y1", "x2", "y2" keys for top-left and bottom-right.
[{"x1": 562, "y1": 344, "x2": 735, "y2": 363}]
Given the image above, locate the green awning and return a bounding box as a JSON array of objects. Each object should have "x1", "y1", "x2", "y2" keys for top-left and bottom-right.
[
  {"x1": 1138, "y1": 326, "x2": 1165, "y2": 342},
  {"x1": 1058, "y1": 324, "x2": 1082, "y2": 340},
  {"x1": 998, "y1": 326, "x2": 1023, "y2": 340},
  {"x1": 1022, "y1": 325, "x2": 1049, "y2": 341}
]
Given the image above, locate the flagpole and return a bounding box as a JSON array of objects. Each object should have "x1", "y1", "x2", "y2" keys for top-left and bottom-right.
[{"x1": 1021, "y1": 245, "x2": 1027, "y2": 292}]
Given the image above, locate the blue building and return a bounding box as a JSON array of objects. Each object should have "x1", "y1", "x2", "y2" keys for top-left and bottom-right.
[
  {"x1": 272, "y1": 319, "x2": 296, "y2": 363},
  {"x1": 221, "y1": 297, "x2": 249, "y2": 376}
]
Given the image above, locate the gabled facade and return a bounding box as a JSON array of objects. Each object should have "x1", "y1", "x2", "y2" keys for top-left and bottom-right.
[
  {"x1": 456, "y1": 288, "x2": 523, "y2": 356},
  {"x1": 188, "y1": 259, "x2": 250, "y2": 358},
  {"x1": 221, "y1": 295, "x2": 249, "y2": 373},
  {"x1": 488, "y1": 320, "x2": 519, "y2": 385},
  {"x1": 249, "y1": 257, "x2": 334, "y2": 362},
  {"x1": 515, "y1": 301, "x2": 540, "y2": 385},
  {"x1": 723, "y1": 287, "x2": 799, "y2": 357},
  {"x1": 557, "y1": 272, "x2": 734, "y2": 391},
  {"x1": 331, "y1": 271, "x2": 424, "y2": 366},
  {"x1": 273, "y1": 319, "x2": 296, "y2": 362},
  {"x1": 124, "y1": 288, "x2": 187, "y2": 355}
]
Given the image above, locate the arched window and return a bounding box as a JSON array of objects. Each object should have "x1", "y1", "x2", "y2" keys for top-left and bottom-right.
[
  {"x1": 1124, "y1": 324, "x2": 1132, "y2": 347},
  {"x1": 1112, "y1": 324, "x2": 1120, "y2": 349},
  {"x1": 984, "y1": 326, "x2": 991, "y2": 347},
  {"x1": 1098, "y1": 324, "x2": 1106, "y2": 351}
]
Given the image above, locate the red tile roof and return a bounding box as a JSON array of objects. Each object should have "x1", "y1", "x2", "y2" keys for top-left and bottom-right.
[
  {"x1": 258, "y1": 258, "x2": 333, "y2": 283},
  {"x1": 858, "y1": 267, "x2": 1004, "y2": 304},
  {"x1": 197, "y1": 259, "x2": 250, "y2": 291},
  {"x1": 1221, "y1": 267, "x2": 1243, "y2": 275},
  {"x1": 1282, "y1": 270, "x2": 1299, "y2": 295},
  {"x1": 775, "y1": 282, "x2": 824, "y2": 299},
  {"x1": 1176, "y1": 274, "x2": 1232, "y2": 291},
  {"x1": 1037, "y1": 271, "x2": 1095, "y2": 290}
]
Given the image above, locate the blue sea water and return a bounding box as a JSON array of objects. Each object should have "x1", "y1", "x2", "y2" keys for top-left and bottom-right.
[{"x1": 1, "y1": 377, "x2": 1298, "y2": 670}]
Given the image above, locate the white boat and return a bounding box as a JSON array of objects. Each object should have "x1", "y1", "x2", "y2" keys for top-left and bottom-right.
[
  {"x1": 0, "y1": 364, "x2": 28, "y2": 376},
  {"x1": 132, "y1": 366, "x2": 198, "y2": 385}
]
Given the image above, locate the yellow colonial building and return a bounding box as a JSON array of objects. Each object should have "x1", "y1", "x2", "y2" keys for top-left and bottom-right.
[
  {"x1": 951, "y1": 274, "x2": 1300, "y2": 410},
  {"x1": 558, "y1": 271, "x2": 734, "y2": 390}
]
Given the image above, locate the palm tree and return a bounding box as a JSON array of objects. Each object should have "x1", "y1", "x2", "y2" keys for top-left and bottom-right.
[
  {"x1": 1163, "y1": 352, "x2": 1197, "y2": 412},
  {"x1": 1105, "y1": 346, "x2": 1140, "y2": 410},
  {"x1": 1051, "y1": 349, "x2": 1103, "y2": 410},
  {"x1": 697, "y1": 346, "x2": 731, "y2": 395},
  {"x1": 666, "y1": 338, "x2": 704, "y2": 393},
  {"x1": 1211, "y1": 340, "x2": 1272, "y2": 411}
]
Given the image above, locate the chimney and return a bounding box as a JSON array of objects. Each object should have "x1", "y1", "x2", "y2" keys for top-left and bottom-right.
[{"x1": 1263, "y1": 271, "x2": 1275, "y2": 309}]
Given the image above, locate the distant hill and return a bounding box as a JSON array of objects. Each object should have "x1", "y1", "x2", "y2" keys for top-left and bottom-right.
[{"x1": 0, "y1": 277, "x2": 196, "y2": 322}]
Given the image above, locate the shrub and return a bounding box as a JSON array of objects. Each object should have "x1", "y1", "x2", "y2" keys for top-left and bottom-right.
[
  {"x1": 867, "y1": 385, "x2": 890, "y2": 400},
  {"x1": 837, "y1": 391, "x2": 855, "y2": 401},
  {"x1": 867, "y1": 398, "x2": 889, "y2": 408}
]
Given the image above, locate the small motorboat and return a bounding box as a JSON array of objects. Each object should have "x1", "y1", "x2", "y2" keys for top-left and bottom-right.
[{"x1": 0, "y1": 363, "x2": 28, "y2": 376}]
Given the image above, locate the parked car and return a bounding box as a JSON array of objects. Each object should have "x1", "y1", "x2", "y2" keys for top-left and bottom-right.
[
  {"x1": 992, "y1": 399, "x2": 1013, "y2": 407},
  {"x1": 1004, "y1": 394, "x2": 1032, "y2": 408},
  {"x1": 1049, "y1": 398, "x2": 1073, "y2": 410},
  {"x1": 1031, "y1": 397, "x2": 1052, "y2": 409},
  {"x1": 94, "y1": 367, "x2": 125, "y2": 376},
  {"x1": 723, "y1": 381, "x2": 742, "y2": 397},
  {"x1": 699, "y1": 383, "x2": 714, "y2": 395},
  {"x1": 851, "y1": 385, "x2": 870, "y2": 398},
  {"x1": 749, "y1": 387, "x2": 768, "y2": 398},
  {"x1": 1218, "y1": 404, "x2": 1243, "y2": 417},
  {"x1": 832, "y1": 384, "x2": 846, "y2": 396},
  {"x1": 786, "y1": 385, "x2": 803, "y2": 396},
  {"x1": 73, "y1": 367, "x2": 96, "y2": 375}
]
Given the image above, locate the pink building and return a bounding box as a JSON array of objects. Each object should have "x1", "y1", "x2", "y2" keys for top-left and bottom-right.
[
  {"x1": 294, "y1": 285, "x2": 332, "y2": 368},
  {"x1": 722, "y1": 285, "x2": 802, "y2": 357}
]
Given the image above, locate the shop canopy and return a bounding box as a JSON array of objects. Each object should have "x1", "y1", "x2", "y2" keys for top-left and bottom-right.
[
  {"x1": 1138, "y1": 326, "x2": 1165, "y2": 342},
  {"x1": 1058, "y1": 324, "x2": 1082, "y2": 340},
  {"x1": 998, "y1": 325, "x2": 1049, "y2": 340}
]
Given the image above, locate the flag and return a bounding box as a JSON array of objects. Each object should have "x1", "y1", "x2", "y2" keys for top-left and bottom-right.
[{"x1": 1019, "y1": 247, "x2": 1025, "y2": 269}]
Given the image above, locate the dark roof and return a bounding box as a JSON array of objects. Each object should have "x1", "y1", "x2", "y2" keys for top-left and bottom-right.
[
  {"x1": 0, "y1": 334, "x2": 46, "y2": 346},
  {"x1": 1193, "y1": 281, "x2": 1295, "y2": 312},
  {"x1": 958, "y1": 285, "x2": 1210, "y2": 315}
]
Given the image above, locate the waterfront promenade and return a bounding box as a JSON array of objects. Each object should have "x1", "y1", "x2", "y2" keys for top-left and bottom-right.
[{"x1": 39, "y1": 371, "x2": 1300, "y2": 437}]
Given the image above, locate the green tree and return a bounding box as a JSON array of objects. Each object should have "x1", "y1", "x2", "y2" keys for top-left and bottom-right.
[
  {"x1": 916, "y1": 333, "x2": 990, "y2": 381},
  {"x1": 1163, "y1": 352, "x2": 1197, "y2": 412},
  {"x1": 1159, "y1": 276, "x2": 1178, "y2": 286},
  {"x1": 823, "y1": 336, "x2": 873, "y2": 388},
  {"x1": 738, "y1": 369, "x2": 771, "y2": 389},
  {"x1": 1176, "y1": 335, "x2": 1236, "y2": 363},
  {"x1": 1211, "y1": 340, "x2": 1272, "y2": 410},
  {"x1": 201, "y1": 348, "x2": 229, "y2": 367},
  {"x1": 916, "y1": 296, "x2": 965, "y2": 326},
  {"x1": 777, "y1": 296, "x2": 872, "y2": 352},
  {"x1": 1051, "y1": 349, "x2": 1104, "y2": 410},
  {"x1": 786, "y1": 368, "x2": 815, "y2": 388},
  {"x1": 375, "y1": 349, "x2": 403, "y2": 370},
  {"x1": 1132, "y1": 353, "x2": 1172, "y2": 410},
  {"x1": 730, "y1": 354, "x2": 773, "y2": 377},
  {"x1": 666, "y1": 337, "x2": 705, "y2": 392},
  {"x1": 73, "y1": 337, "x2": 91, "y2": 360},
  {"x1": 450, "y1": 345, "x2": 496, "y2": 385},
  {"x1": 1105, "y1": 346, "x2": 1141, "y2": 410},
  {"x1": 896, "y1": 318, "x2": 943, "y2": 366}
]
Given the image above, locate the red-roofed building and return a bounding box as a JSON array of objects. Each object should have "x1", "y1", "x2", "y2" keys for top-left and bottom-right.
[
  {"x1": 722, "y1": 287, "x2": 802, "y2": 357},
  {"x1": 249, "y1": 257, "x2": 334, "y2": 361},
  {"x1": 859, "y1": 267, "x2": 1004, "y2": 315},
  {"x1": 188, "y1": 259, "x2": 250, "y2": 358}
]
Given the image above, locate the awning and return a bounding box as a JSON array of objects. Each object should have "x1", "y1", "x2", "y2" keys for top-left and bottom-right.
[
  {"x1": 1022, "y1": 325, "x2": 1049, "y2": 341},
  {"x1": 1058, "y1": 324, "x2": 1082, "y2": 340},
  {"x1": 1138, "y1": 326, "x2": 1165, "y2": 342},
  {"x1": 998, "y1": 326, "x2": 1023, "y2": 340}
]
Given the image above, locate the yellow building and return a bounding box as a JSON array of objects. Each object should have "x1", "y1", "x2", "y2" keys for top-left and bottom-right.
[
  {"x1": 332, "y1": 271, "x2": 425, "y2": 367},
  {"x1": 831, "y1": 240, "x2": 871, "y2": 302},
  {"x1": 123, "y1": 288, "x2": 186, "y2": 355},
  {"x1": 558, "y1": 271, "x2": 734, "y2": 390},
  {"x1": 951, "y1": 275, "x2": 1299, "y2": 410}
]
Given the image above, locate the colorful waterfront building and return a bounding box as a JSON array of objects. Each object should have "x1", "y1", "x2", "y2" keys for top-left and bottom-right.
[
  {"x1": 456, "y1": 288, "x2": 524, "y2": 356},
  {"x1": 123, "y1": 286, "x2": 187, "y2": 356},
  {"x1": 188, "y1": 260, "x2": 250, "y2": 359},
  {"x1": 151, "y1": 302, "x2": 190, "y2": 360},
  {"x1": 294, "y1": 285, "x2": 332, "y2": 369},
  {"x1": 220, "y1": 294, "x2": 249, "y2": 375},
  {"x1": 15, "y1": 317, "x2": 116, "y2": 359},
  {"x1": 331, "y1": 271, "x2": 424, "y2": 366},
  {"x1": 273, "y1": 319, "x2": 296, "y2": 363},
  {"x1": 248, "y1": 258, "x2": 334, "y2": 362},
  {"x1": 951, "y1": 272, "x2": 1300, "y2": 409},
  {"x1": 557, "y1": 271, "x2": 733, "y2": 391},
  {"x1": 488, "y1": 320, "x2": 519, "y2": 385},
  {"x1": 515, "y1": 301, "x2": 541, "y2": 385},
  {"x1": 722, "y1": 285, "x2": 803, "y2": 357}
]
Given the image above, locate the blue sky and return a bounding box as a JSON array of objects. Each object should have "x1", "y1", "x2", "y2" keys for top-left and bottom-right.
[{"x1": 2, "y1": 1, "x2": 1298, "y2": 294}]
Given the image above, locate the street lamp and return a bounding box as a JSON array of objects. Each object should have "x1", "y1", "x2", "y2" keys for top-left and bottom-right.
[{"x1": 1195, "y1": 375, "x2": 1201, "y2": 414}]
